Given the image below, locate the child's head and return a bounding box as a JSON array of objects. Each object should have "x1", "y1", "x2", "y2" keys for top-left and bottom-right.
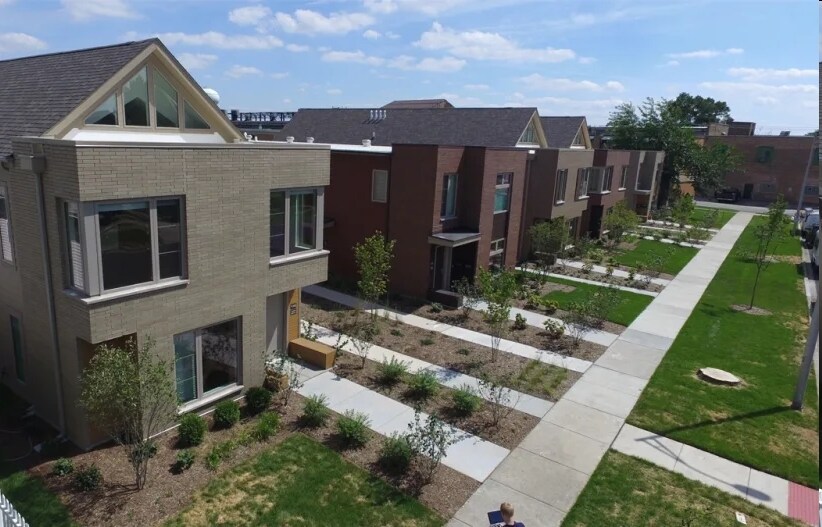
[{"x1": 500, "y1": 502, "x2": 514, "y2": 522}]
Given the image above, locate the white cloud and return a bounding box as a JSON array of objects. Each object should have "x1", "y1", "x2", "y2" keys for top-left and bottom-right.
[
  {"x1": 274, "y1": 9, "x2": 374, "y2": 35},
  {"x1": 727, "y1": 67, "x2": 816, "y2": 81},
  {"x1": 177, "y1": 53, "x2": 218, "y2": 71},
  {"x1": 519, "y1": 74, "x2": 624, "y2": 92},
  {"x1": 667, "y1": 48, "x2": 744, "y2": 59},
  {"x1": 464, "y1": 83, "x2": 489, "y2": 91},
  {"x1": 327, "y1": 88, "x2": 342, "y2": 95},
  {"x1": 363, "y1": 29, "x2": 382, "y2": 39},
  {"x1": 0, "y1": 0, "x2": 15, "y2": 5},
  {"x1": 322, "y1": 50, "x2": 465, "y2": 72},
  {"x1": 699, "y1": 81, "x2": 816, "y2": 94},
  {"x1": 286, "y1": 43, "x2": 310, "y2": 52},
  {"x1": 664, "y1": 60, "x2": 680, "y2": 67},
  {"x1": 283, "y1": 98, "x2": 292, "y2": 104},
  {"x1": 435, "y1": 92, "x2": 483, "y2": 106},
  {"x1": 414, "y1": 56, "x2": 465, "y2": 72},
  {"x1": 755, "y1": 96, "x2": 779, "y2": 105},
  {"x1": 225, "y1": 65, "x2": 263, "y2": 78},
  {"x1": 270, "y1": 72, "x2": 290, "y2": 79},
  {"x1": 227, "y1": 5, "x2": 273, "y2": 31},
  {"x1": 0, "y1": 32, "x2": 46, "y2": 54},
  {"x1": 322, "y1": 49, "x2": 385, "y2": 66},
  {"x1": 363, "y1": 0, "x2": 469, "y2": 16},
  {"x1": 158, "y1": 31, "x2": 283, "y2": 50},
  {"x1": 503, "y1": 93, "x2": 625, "y2": 124},
  {"x1": 578, "y1": 56, "x2": 596, "y2": 64},
  {"x1": 415, "y1": 22, "x2": 575, "y2": 63},
  {"x1": 385, "y1": 31, "x2": 401, "y2": 39},
  {"x1": 62, "y1": 0, "x2": 140, "y2": 20}
]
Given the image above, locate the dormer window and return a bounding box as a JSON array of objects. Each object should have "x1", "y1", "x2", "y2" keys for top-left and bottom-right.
[{"x1": 83, "y1": 62, "x2": 211, "y2": 132}]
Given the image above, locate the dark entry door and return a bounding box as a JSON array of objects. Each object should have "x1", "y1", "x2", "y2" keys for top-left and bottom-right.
[
  {"x1": 743, "y1": 183, "x2": 753, "y2": 199},
  {"x1": 589, "y1": 205, "x2": 604, "y2": 238}
]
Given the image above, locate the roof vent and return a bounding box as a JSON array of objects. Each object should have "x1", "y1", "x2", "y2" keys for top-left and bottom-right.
[
  {"x1": 286, "y1": 136, "x2": 294, "y2": 143},
  {"x1": 306, "y1": 136, "x2": 314, "y2": 143},
  {"x1": 362, "y1": 139, "x2": 371, "y2": 147}
]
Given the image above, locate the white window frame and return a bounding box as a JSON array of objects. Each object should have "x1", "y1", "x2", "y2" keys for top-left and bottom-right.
[
  {"x1": 0, "y1": 183, "x2": 14, "y2": 264},
  {"x1": 490, "y1": 238, "x2": 505, "y2": 256},
  {"x1": 269, "y1": 187, "x2": 325, "y2": 263},
  {"x1": 371, "y1": 170, "x2": 388, "y2": 203},
  {"x1": 441, "y1": 173, "x2": 458, "y2": 220},
  {"x1": 174, "y1": 317, "x2": 242, "y2": 406},
  {"x1": 602, "y1": 166, "x2": 614, "y2": 193},
  {"x1": 494, "y1": 172, "x2": 512, "y2": 214},
  {"x1": 555, "y1": 169, "x2": 568, "y2": 204},
  {"x1": 619, "y1": 165, "x2": 629, "y2": 190},
  {"x1": 62, "y1": 201, "x2": 86, "y2": 291},
  {"x1": 85, "y1": 196, "x2": 186, "y2": 296},
  {"x1": 577, "y1": 168, "x2": 590, "y2": 199}
]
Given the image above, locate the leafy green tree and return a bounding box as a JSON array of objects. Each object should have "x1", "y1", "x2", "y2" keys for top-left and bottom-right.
[
  {"x1": 354, "y1": 231, "x2": 396, "y2": 311},
  {"x1": 80, "y1": 337, "x2": 177, "y2": 490},
  {"x1": 529, "y1": 218, "x2": 569, "y2": 274},
  {"x1": 476, "y1": 268, "x2": 518, "y2": 362},
  {"x1": 601, "y1": 201, "x2": 639, "y2": 245},
  {"x1": 668, "y1": 92, "x2": 732, "y2": 125},
  {"x1": 745, "y1": 196, "x2": 789, "y2": 309},
  {"x1": 670, "y1": 194, "x2": 696, "y2": 227}
]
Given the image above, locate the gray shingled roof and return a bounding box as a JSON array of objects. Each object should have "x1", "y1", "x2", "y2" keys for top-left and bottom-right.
[
  {"x1": 0, "y1": 39, "x2": 156, "y2": 156},
  {"x1": 382, "y1": 99, "x2": 454, "y2": 109},
  {"x1": 540, "y1": 116, "x2": 586, "y2": 148},
  {"x1": 278, "y1": 107, "x2": 540, "y2": 147}
]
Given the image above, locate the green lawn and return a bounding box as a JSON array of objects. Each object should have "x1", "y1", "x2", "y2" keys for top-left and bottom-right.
[
  {"x1": 165, "y1": 434, "x2": 442, "y2": 527},
  {"x1": 628, "y1": 218, "x2": 819, "y2": 487},
  {"x1": 562, "y1": 451, "x2": 804, "y2": 527},
  {"x1": 690, "y1": 207, "x2": 736, "y2": 228},
  {"x1": 541, "y1": 276, "x2": 653, "y2": 326},
  {"x1": 612, "y1": 239, "x2": 699, "y2": 275}
]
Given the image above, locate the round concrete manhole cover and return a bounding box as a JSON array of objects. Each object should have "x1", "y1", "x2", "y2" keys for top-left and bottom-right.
[{"x1": 698, "y1": 367, "x2": 742, "y2": 386}]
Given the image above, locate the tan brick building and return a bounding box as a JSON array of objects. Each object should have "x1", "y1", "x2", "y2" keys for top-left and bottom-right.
[{"x1": 0, "y1": 40, "x2": 329, "y2": 448}]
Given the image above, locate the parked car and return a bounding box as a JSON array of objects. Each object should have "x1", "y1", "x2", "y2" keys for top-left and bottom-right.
[
  {"x1": 714, "y1": 187, "x2": 741, "y2": 203},
  {"x1": 801, "y1": 211, "x2": 819, "y2": 248}
]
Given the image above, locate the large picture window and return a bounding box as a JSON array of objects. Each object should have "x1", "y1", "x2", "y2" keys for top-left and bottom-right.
[
  {"x1": 175, "y1": 318, "x2": 240, "y2": 404},
  {"x1": 96, "y1": 197, "x2": 184, "y2": 292},
  {"x1": 494, "y1": 173, "x2": 512, "y2": 213},
  {"x1": 270, "y1": 189, "x2": 323, "y2": 260},
  {"x1": 123, "y1": 67, "x2": 149, "y2": 127}
]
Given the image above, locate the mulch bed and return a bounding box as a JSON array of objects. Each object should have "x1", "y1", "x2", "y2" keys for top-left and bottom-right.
[
  {"x1": 302, "y1": 296, "x2": 582, "y2": 401},
  {"x1": 731, "y1": 304, "x2": 772, "y2": 316},
  {"x1": 32, "y1": 393, "x2": 478, "y2": 526},
  {"x1": 333, "y1": 351, "x2": 540, "y2": 450},
  {"x1": 534, "y1": 264, "x2": 668, "y2": 292}
]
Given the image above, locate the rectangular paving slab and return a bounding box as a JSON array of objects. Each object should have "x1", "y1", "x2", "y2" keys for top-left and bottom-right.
[
  {"x1": 747, "y1": 468, "x2": 789, "y2": 515},
  {"x1": 544, "y1": 399, "x2": 624, "y2": 444},
  {"x1": 561, "y1": 378, "x2": 639, "y2": 418},
  {"x1": 518, "y1": 421, "x2": 609, "y2": 475},
  {"x1": 673, "y1": 444, "x2": 751, "y2": 499},
  {"x1": 580, "y1": 365, "x2": 648, "y2": 397},
  {"x1": 612, "y1": 424, "x2": 683, "y2": 471},
  {"x1": 453, "y1": 478, "x2": 565, "y2": 527}
]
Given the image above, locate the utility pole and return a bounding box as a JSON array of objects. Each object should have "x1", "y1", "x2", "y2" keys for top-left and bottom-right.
[
  {"x1": 793, "y1": 132, "x2": 818, "y2": 225},
  {"x1": 792, "y1": 301, "x2": 819, "y2": 410}
]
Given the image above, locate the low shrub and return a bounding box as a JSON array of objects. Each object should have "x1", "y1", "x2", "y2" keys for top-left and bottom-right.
[
  {"x1": 52, "y1": 458, "x2": 74, "y2": 477},
  {"x1": 336, "y1": 410, "x2": 370, "y2": 448},
  {"x1": 245, "y1": 387, "x2": 272, "y2": 414},
  {"x1": 178, "y1": 413, "x2": 207, "y2": 447},
  {"x1": 581, "y1": 262, "x2": 594, "y2": 274},
  {"x1": 588, "y1": 248, "x2": 606, "y2": 263},
  {"x1": 451, "y1": 385, "x2": 482, "y2": 416},
  {"x1": 253, "y1": 411, "x2": 281, "y2": 441},
  {"x1": 456, "y1": 348, "x2": 471, "y2": 356},
  {"x1": 627, "y1": 269, "x2": 636, "y2": 282},
  {"x1": 408, "y1": 371, "x2": 439, "y2": 400},
  {"x1": 301, "y1": 394, "x2": 331, "y2": 428},
  {"x1": 419, "y1": 337, "x2": 435, "y2": 346},
  {"x1": 379, "y1": 433, "x2": 415, "y2": 475},
  {"x1": 429, "y1": 302, "x2": 443, "y2": 313},
  {"x1": 390, "y1": 328, "x2": 403, "y2": 337},
  {"x1": 214, "y1": 400, "x2": 241, "y2": 429},
  {"x1": 512, "y1": 313, "x2": 527, "y2": 330},
  {"x1": 543, "y1": 319, "x2": 565, "y2": 339},
  {"x1": 205, "y1": 440, "x2": 236, "y2": 471},
  {"x1": 541, "y1": 299, "x2": 559, "y2": 314},
  {"x1": 73, "y1": 464, "x2": 102, "y2": 491},
  {"x1": 377, "y1": 356, "x2": 408, "y2": 387},
  {"x1": 524, "y1": 292, "x2": 542, "y2": 310},
  {"x1": 174, "y1": 449, "x2": 196, "y2": 473},
  {"x1": 605, "y1": 265, "x2": 615, "y2": 277}
]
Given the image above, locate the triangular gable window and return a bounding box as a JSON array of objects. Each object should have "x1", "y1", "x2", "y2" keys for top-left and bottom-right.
[
  {"x1": 85, "y1": 94, "x2": 118, "y2": 125},
  {"x1": 518, "y1": 122, "x2": 538, "y2": 144},
  {"x1": 184, "y1": 102, "x2": 209, "y2": 130},
  {"x1": 571, "y1": 128, "x2": 584, "y2": 146}
]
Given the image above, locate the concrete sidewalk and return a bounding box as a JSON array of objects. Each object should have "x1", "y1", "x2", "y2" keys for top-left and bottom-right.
[
  {"x1": 451, "y1": 212, "x2": 757, "y2": 527},
  {"x1": 551, "y1": 259, "x2": 672, "y2": 287}
]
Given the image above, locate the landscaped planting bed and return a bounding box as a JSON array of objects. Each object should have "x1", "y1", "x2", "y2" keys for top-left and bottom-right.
[
  {"x1": 332, "y1": 350, "x2": 540, "y2": 450},
  {"x1": 562, "y1": 451, "x2": 804, "y2": 527},
  {"x1": 525, "y1": 263, "x2": 666, "y2": 292},
  {"x1": 611, "y1": 239, "x2": 698, "y2": 275},
  {"x1": 302, "y1": 295, "x2": 582, "y2": 401},
  {"x1": 628, "y1": 219, "x2": 819, "y2": 487}
]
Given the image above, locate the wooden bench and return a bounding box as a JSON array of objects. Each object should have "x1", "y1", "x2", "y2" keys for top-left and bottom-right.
[{"x1": 288, "y1": 337, "x2": 335, "y2": 369}]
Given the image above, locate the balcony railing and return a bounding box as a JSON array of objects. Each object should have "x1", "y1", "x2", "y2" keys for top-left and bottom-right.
[{"x1": 1, "y1": 491, "x2": 30, "y2": 527}]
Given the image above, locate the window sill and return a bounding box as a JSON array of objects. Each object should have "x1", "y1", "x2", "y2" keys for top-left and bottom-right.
[
  {"x1": 178, "y1": 384, "x2": 244, "y2": 415},
  {"x1": 493, "y1": 210, "x2": 508, "y2": 215},
  {"x1": 576, "y1": 195, "x2": 590, "y2": 201},
  {"x1": 440, "y1": 216, "x2": 458, "y2": 223},
  {"x1": 66, "y1": 279, "x2": 189, "y2": 305},
  {"x1": 618, "y1": 187, "x2": 627, "y2": 191},
  {"x1": 554, "y1": 200, "x2": 565, "y2": 205},
  {"x1": 269, "y1": 249, "x2": 329, "y2": 268}
]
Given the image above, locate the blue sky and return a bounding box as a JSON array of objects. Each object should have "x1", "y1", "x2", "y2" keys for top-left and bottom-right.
[{"x1": 0, "y1": 0, "x2": 818, "y2": 133}]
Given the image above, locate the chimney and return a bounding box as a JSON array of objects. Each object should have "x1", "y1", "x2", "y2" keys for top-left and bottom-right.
[
  {"x1": 286, "y1": 136, "x2": 294, "y2": 143},
  {"x1": 362, "y1": 139, "x2": 371, "y2": 147},
  {"x1": 306, "y1": 137, "x2": 314, "y2": 143},
  {"x1": 369, "y1": 109, "x2": 374, "y2": 121},
  {"x1": 230, "y1": 109, "x2": 239, "y2": 121}
]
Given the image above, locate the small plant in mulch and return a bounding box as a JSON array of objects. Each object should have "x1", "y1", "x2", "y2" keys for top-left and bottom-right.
[
  {"x1": 456, "y1": 348, "x2": 472, "y2": 356},
  {"x1": 541, "y1": 299, "x2": 559, "y2": 314},
  {"x1": 524, "y1": 292, "x2": 542, "y2": 310},
  {"x1": 174, "y1": 449, "x2": 196, "y2": 473},
  {"x1": 178, "y1": 413, "x2": 208, "y2": 447},
  {"x1": 52, "y1": 458, "x2": 74, "y2": 477},
  {"x1": 205, "y1": 440, "x2": 237, "y2": 471},
  {"x1": 605, "y1": 265, "x2": 615, "y2": 277},
  {"x1": 419, "y1": 337, "x2": 435, "y2": 346},
  {"x1": 377, "y1": 356, "x2": 409, "y2": 387},
  {"x1": 451, "y1": 384, "x2": 482, "y2": 417},
  {"x1": 477, "y1": 375, "x2": 518, "y2": 427},
  {"x1": 214, "y1": 400, "x2": 241, "y2": 429},
  {"x1": 245, "y1": 386, "x2": 273, "y2": 415},
  {"x1": 512, "y1": 313, "x2": 528, "y2": 330},
  {"x1": 429, "y1": 302, "x2": 443, "y2": 314},
  {"x1": 73, "y1": 464, "x2": 102, "y2": 491},
  {"x1": 300, "y1": 394, "x2": 331, "y2": 428},
  {"x1": 406, "y1": 410, "x2": 459, "y2": 484},
  {"x1": 543, "y1": 319, "x2": 564, "y2": 339},
  {"x1": 407, "y1": 371, "x2": 440, "y2": 401},
  {"x1": 252, "y1": 412, "x2": 280, "y2": 441},
  {"x1": 336, "y1": 410, "x2": 371, "y2": 448},
  {"x1": 390, "y1": 328, "x2": 403, "y2": 337},
  {"x1": 581, "y1": 262, "x2": 594, "y2": 274},
  {"x1": 379, "y1": 433, "x2": 416, "y2": 475}
]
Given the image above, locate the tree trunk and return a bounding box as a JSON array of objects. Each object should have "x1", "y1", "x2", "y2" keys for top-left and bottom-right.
[{"x1": 749, "y1": 266, "x2": 763, "y2": 309}]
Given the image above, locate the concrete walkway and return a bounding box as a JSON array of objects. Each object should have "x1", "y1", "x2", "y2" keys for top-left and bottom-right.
[
  {"x1": 635, "y1": 233, "x2": 705, "y2": 248},
  {"x1": 296, "y1": 369, "x2": 510, "y2": 481},
  {"x1": 517, "y1": 267, "x2": 658, "y2": 297},
  {"x1": 551, "y1": 259, "x2": 671, "y2": 287},
  {"x1": 450, "y1": 212, "x2": 757, "y2": 527},
  {"x1": 643, "y1": 220, "x2": 719, "y2": 233},
  {"x1": 308, "y1": 323, "x2": 553, "y2": 418},
  {"x1": 304, "y1": 285, "x2": 593, "y2": 373}
]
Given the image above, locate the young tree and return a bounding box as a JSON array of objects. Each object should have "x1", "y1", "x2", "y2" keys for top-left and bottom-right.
[
  {"x1": 354, "y1": 231, "x2": 396, "y2": 313},
  {"x1": 80, "y1": 337, "x2": 177, "y2": 490},
  {"x1": 601, "y1": 201, "x2": 639, "y2": 245},
  {"x1": 407, "y1": 410, "x2": 459, "y2": 484},
  {"x1": 564, "y1": 302, "x2": 594, "y2": 347},
  {"x1": 529, "y1": 217, "x2": 568, "y2": 274},
  {"x1": 349, "y1": 317, "x2": 378, "y2": 369},
  {"x1": 476, "y1": 268, "x2": 518, "y2": 362},
  {"x1": 745, "y1": 196, "x2": 789, "y2": 309},
  {"x1": 452, "y1": 277, "x2": 480, "y2": 320},
  {"x1": 670, "y1": 194, "x2": 695, "y2": 228},
  {"x1": 477, "y1": 375, "x2": 520, "y2": 427}
]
